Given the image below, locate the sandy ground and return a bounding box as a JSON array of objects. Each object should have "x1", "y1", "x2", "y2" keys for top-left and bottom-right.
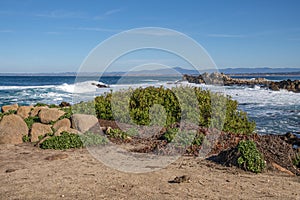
[{"x1": 0, "y1": 143, "x2": 300, "y2": 200}]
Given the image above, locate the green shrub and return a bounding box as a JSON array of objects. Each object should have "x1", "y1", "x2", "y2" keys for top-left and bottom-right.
[
  {"x1": 293, "y1": 154, "x2": 300, "y2": 168},
  {"x1": 106, "y1": 128, "x2": 130, "y2": 139},
  {"x1": 72, "y1": 101, "x2": 96, "y2": 115},
  {"x1": 80, "y1": 131, "x2": 108, "y2": 146},
  {"x1": 22, "y1": 135, "x2": 30, "y2": 143},
  {"x1": 40, "y1": 132, "x2": 108, "y2": 150},
  {"x1": 129, "y1": 87, "x2": 181, "y2": 126},
  {"x1": 40, "y1": 132, "x2": 83, "y2": 150},
  {"x1": 126, "y1": 128, "x2": 139, "y2": 137},
  {"x1": 38, "y1": 135, "x2": 45, "y2": 141},
  {"x1": 1, "y1": 110, "x2": 17, "y2": 115},
  {"x1": 237, "y1": 140, "x2": 265, "y2": 173},
  {"x1": 160, "y1": 128, "x2": 178, "y2": 143},
  {"x1": 24, "y1": 116, "x2": 40, "y2": 129},
  {"x1": 35, "y1": 102, "x2": 48, "y2": 107},
  {"x1": 59, "y1": 106, "x2": 73, "y2": 120},
  {"x1": 94, "y1": 86, "x2": 255, "y2": 134},
  {"x1": 9, "y1": 110, "x2": 17, "y2": 114},
  {"x1": 161, "y1": 128, "x2": 204, "y2": 146},
  {"x1": 222, "y1": 99, "x2": 256, "y2": 135},
  {"x1": 193, "y1": 133, "x2": 205, "y2": 146},
  {"x1": 49, "y1": 104, "x2": 59, "y2": 108},
  {"x1": 95, "y1": 93, "x2": 114, "y2": 120},
  {"x1": 0, "y1": 110, "x2": 17, "y2": 120}
]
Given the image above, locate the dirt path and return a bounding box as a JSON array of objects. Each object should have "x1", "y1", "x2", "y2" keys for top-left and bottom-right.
[{"x1": 0, "y1": 143, "x2": 299, "y2": 200}]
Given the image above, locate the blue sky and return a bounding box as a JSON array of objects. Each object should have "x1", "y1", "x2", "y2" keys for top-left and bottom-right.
[{"x1": 0, "y1": 0, "x2": 300, "y2": 72}]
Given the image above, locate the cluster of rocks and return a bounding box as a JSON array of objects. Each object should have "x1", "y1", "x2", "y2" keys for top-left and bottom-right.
[
  {"x1": 0, "y1": 103, "x2": 99, "y2": 144},
  {"x1": 269, "y1": 79, "x2": 300, "y2": 92},
  {"x1": 91, "y1": 82, "x2": 109, "y2": 88},
  {"x1": 281, "y1": 132, "x2": 300, "y2": 150},
  {"x1": 183, "y1": 73, "x2": 271, "y2": 86},
  {"x1": 183, "y1": 73, "x2": 300, "y2": 92}
]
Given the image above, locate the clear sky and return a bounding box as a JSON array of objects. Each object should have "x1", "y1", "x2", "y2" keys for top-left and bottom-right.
[{"x1": 0, "y1": 0, "x2": 300, "y2": 72}]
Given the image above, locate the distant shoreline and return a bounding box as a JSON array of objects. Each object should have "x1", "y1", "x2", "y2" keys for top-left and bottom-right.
[
  {"x1": 1, "y1": 72, "x2": 300, "y2": 77},
  {"x1": 1, "y1": 67, "x2": 300, "y2": 77},
  {"x1": 229, "y1": 72, "x2": 300, "y2": 77}
]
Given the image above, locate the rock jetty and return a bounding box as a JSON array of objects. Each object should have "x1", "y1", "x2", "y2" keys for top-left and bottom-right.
[
  {"x1": 183, "y1": 73, "x2": 300, "y2": 92},
  {"x1": 269, "y1": 79, "x2": 300, "y2": 92}
]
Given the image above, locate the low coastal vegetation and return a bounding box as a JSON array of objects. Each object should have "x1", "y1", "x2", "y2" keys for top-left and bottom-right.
[
  {"x1": 237, "y1": 140, "x2": 266, "y2": 173},
  {"x1": 24, "y1": 116, "x2": 40, "y2": 129},
  {"x1": 0, "y1": 85, "x2": 299, "y2": 175},
  {"x1": 0, "y1": 109, "x2": 17, "y2": 120},
  {"x1": 40, "y1": 131, "x2": 108, "y2": 150},
  {"x1": 160, "y1": 128, "x2": 205, "y2": 146},
  {"x1": 293, "y1": 154, "x2": 300, "y2": 168},
  {"x1": 94, "y1": 86, "x2": 255, "y2": 135},
  {"x1": 106, "y1": 128, "x2": 133, "y2": 140}
]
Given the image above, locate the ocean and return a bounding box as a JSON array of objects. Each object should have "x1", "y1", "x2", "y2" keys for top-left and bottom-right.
[{"x1": 0, "y1": 75, "x2": 299, "y2": 135}]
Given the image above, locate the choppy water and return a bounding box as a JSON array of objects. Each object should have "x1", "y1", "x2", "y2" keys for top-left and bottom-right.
[{"x1": 0, "y1": 75, "x2": 299, "y2": 135}]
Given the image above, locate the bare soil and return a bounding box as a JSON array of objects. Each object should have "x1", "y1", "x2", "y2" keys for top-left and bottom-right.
[{"x1": 0, "y1": 143, "x2": 300, "y2": 200}]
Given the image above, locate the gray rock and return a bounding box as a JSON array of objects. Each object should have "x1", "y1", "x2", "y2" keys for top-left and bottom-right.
[{"x1": 71, "y1": 114, "x2": 98, "y2": 133}]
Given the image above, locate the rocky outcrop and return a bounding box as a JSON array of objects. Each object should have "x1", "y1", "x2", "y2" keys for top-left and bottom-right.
[
  {"x1": 39, "y1": 108, "x2": 65, "y2": 124},
  {"x1": 183, "y1": 73, "x2": 300, "y2": 92},
  {"x1": 0, "y1": 114, "x2": 28, "y2": 144},
  {"x1": 2, "y1": 104, "x2": 19, "y2": 113},
  {"x1": 17, "y1": 106, "x2": 33, "y2": 119},
  {"x1": 71, "y1": 114, "x2": 98, "y2": 133},
  {"x1": 183, "y1": 73, "x2": 271, "y2": 86},
  {"x1": 91, "y1": 82, "x2": 109, "y2": 88},
  {"x1": 269, "y1": 79, "x2": 300, "y2": 93},
  {"x1": 281, "y1": 132, "x2": 300, "y2": 148},
  {"x1": 30, "y1": 123, "x2": 52, "y2": 142}
]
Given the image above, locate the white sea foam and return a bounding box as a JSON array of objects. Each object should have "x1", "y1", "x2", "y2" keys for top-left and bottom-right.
[{"x1": 57, "y1": 81, "x2": 108, "y2": 93}]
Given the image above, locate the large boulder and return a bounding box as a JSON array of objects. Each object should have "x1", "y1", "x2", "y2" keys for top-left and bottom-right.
[
  {"x1": 30, "y1": 123, "x2": 52, "y2": 142},
  {"x1": 0, "y1": 114, "x2": 28, "y2": 144},
  {"x1": 17, "y1": 105, "x2": 33, "y2": 119},
  {"x1": 52, "y1": 118, "x2": 71, "y2": 131},
  {"x1": 2, "y1": 104, "x2": 18, "y2": 113},
  {"x1": 71, "y1": 114, "x2": 98, "y2": 133},
  {"x1": 30, "y1": 106, "x2": 48, "y2": 117},
  {"x1": 38, "y1": 108, "x2": 65, "y2": 124}
]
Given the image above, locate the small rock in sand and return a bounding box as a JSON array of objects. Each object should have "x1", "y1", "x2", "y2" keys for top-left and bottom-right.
[{"x1": 169, "y1": 175, "x2": 191, "y2": 183}]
